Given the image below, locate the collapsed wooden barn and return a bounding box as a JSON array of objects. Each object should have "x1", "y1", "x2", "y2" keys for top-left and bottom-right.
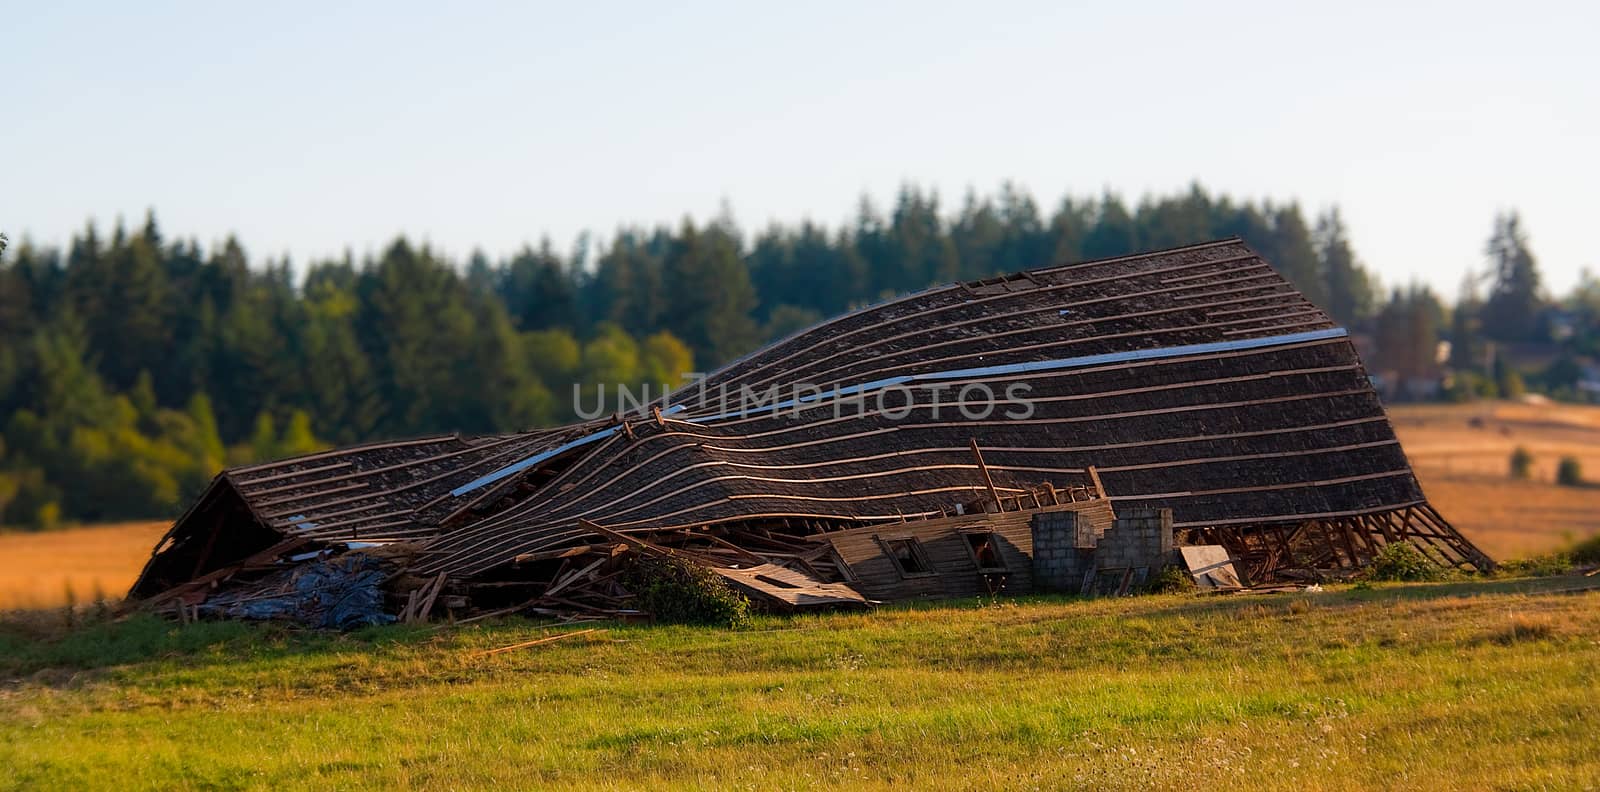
[{"x1": 129, "y1": 238, "x2": 1493, "y2": 624}]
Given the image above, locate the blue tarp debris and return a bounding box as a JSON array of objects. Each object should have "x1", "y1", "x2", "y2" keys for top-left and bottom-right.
[{"x1": 197, "y1": 554, "x2": 396, "y2": 630}]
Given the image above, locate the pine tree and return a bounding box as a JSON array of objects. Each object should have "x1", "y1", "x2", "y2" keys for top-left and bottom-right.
[
  {"x1": 661, "y1": 221, "x2": 759, "y2": 365},
  {"x1": 1314, "y1": 209, "x2": 1376, "y2": 327},
  {"x1": 502, "y1": 239, "x2": 577, "y2": 331},
  {"x1": 1081, "y1": 193, "x2": 1137, "y2": 259},
  {"x1": 1047, "y1": 196, "x2": 1092, "y2": 265},
  {"x1": 1481, "y1": 211, "x2": 1544, "y2": 342},
  {"x1": 1449, "y1": 273, "x2": 1486, "y2": 372},
  {"x1": 1261, "y1": 204, "x2": 1327, "y2": 309},
  {"x1": 589, "y1": 230, "x2": 667, "y2": 335}
]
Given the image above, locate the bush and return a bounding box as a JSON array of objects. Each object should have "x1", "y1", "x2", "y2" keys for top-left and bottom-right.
[
  {"x1": 1443, "y1": 371, "x2": 1496, "y2": 402},
  {"x1": 1497, "y1": 553, "x2": 1572, "y2": 578},
  {"x1": 1145, "y1": 565, "x2": 1195, "y2": 594},
  {"x1": 1556, "y1": 456, "x2": 1583, "y2": 487},
  {"x1": 1366, "y1": 542, "x2": 1444, "y2": 582},
  {"x1": 1497, "y1": 365, "x2": 1527, "y2": 400},
  {"x1": 621, "y1": 555, "x2": 751, "y2": 627},
  {"x1": 1569, "y1": 534, "x2": 1600, "y2": 566},
  {"x1": 1509, "y1": 446, "x2": 1534, "y2": 480},
  {"x1": 33, "y1": 501, "x2": 62, "y2": 531}
]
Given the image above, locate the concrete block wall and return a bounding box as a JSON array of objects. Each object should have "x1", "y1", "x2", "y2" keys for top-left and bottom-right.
[
  {"x1": 1097, "y1": 508, "x2": 1174, "y2": 571},
  {"x1": 1031, "y1": 507, "x2": 1175, "y2": 594},
  {"x1": 1030, "y1": 511, "x2": 1094, "y2": 593}
]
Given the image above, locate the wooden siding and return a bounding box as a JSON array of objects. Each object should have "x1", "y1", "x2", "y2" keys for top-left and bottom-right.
[{"x1": 821, "y1": 499, "x2": 1115, "y2": 602}]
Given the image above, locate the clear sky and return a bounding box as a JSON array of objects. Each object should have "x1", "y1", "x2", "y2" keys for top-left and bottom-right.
[{"x1": 4, "y1": 0, "x2": 1596, "y2": 296}]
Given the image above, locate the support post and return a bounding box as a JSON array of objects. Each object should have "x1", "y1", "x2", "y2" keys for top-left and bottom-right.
[{"x1": 968, "y1": 438, "x2": 1003, "y2": 512}]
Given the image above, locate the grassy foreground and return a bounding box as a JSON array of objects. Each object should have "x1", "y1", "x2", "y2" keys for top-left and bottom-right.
[{"x1": 2, "y1": 578, "x2": 1598, "y2": 791}]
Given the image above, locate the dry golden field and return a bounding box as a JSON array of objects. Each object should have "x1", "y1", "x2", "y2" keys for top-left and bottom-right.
[
  {"x1": 0, "y1": 521, "x2": 166, "y2": 610},
  {"x1": 0, "y1": 401, "x2": 1596, "y2": 611},
  {"x1": 1391, "y1": 401, "x2": 1600, "y2": 560}
]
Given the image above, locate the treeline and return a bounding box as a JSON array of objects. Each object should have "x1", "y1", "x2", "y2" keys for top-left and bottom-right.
[
  {"x1": 1372, "y1": 212, "x2": 1599, "y2": 403},
  {"x1": 0, "y1": 183, "x2": 1580, "y2": 527}
]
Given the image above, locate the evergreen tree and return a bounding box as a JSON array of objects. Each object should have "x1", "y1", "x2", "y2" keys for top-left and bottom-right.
[
  {"x1": 1259, "y1": 204, "x2": 1327, "y2": 309},
  {"x1": 1046, "y1": 196, "x2": 1092, "y2": 265},
  {"x1": 661, "y1": 221, "x2": 759, "y2": 365},
  {"x1": 299, "y1": 270, "x2": 381, "y2": 443},
  {"x1": 1481, "y1": 211, "x2": 1544, "y2": 342},
  {"x1": 1374, "y1": 286, "x2": 1444, "y2": 389},
  {"x1": 1081, "y1": 193, "x2": 1137, "y2": 259},
  {"x1": 588, "y1": 230, "x2": 667, "y2": 335},
  {"x1": 1449, "y1": 273, "x2": 1486, "y2": 372},
  {"x1": 501, "y1": 240, "x2": 577, "y2": 331},
  {"x1": 1133, "y1": 183, "x2": 1213, "y2": 251},
  {"x1": 1314, "y1": 209, "x2": 1377, "y2": 327}
]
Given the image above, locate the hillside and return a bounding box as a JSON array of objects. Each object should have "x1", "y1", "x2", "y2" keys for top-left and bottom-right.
[{"x1": 2, "y1": 578, "x2": 1597, "y2": 790}]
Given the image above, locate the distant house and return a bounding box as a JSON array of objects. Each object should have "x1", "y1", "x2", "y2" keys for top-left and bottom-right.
[{"x1": 1577, "y1": 359, "x2": 1600, "y2": 402}]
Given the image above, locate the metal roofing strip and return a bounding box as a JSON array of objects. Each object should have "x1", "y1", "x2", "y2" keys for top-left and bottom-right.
[
  {"x1": 448, "y1": 428, "x2": 621, "y2": 497},
  {"x1": 446, "y1": 404, "x2": 689, "y2": 497},
  {"x1": 920, "y1": 328, "x2": 1348, "y2": 381}
]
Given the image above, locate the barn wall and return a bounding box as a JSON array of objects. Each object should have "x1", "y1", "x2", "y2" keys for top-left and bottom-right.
[{"x1": 824, "y1": 500, "x2": 1115, "y2": 602}]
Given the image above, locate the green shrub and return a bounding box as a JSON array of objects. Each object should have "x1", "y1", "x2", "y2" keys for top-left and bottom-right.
[
  {"x1": 1145, "y1": 565, "x2": 1195, "y2": 594},
  {"x1": 1443, "y1": 371, "x2": 1496, "y2": 402},
  {"x1": 1556, "y1": 456, "x2": 1583, "y2": 487},
  {"x1": 1497, "y1": 553, "x2": 1572, "y2": 578},
  {"x1": 1569, "y1": 534, "x2": 1600, "y2": 566},
  {"x1": 621, "y1": 555, "x2": 751, "y2": 627},
  {"x1": 33, "y1": 501, "x2": 62, "y2": 531},
  {"x1": 1509, "y1": 446, "x2": 1534, "y2": 480},
  {"x1": 1366, "y1": 542, "x2": 1444, "y2": 582},
  {"x1": 1501, "y1": 372, "x2": 1526, "y2": 400}
]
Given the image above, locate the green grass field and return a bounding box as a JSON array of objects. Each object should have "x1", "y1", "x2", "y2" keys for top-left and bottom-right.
[{"x1": 3, "y1": 577, "x2": 1598, "y2": 791}]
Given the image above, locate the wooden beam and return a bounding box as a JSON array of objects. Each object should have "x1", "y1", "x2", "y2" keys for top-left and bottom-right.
[
  {"x1": 415, "y1": 572, "x2": 448, "y2": 624},
  {"x1": 513, "y1": 545, "x2": 606, "y2": 564},
  {"x1": 1086, "y1": 466, "x2": 1107, "y2": 499},
  {"x1": 968, "y1": 439, "x2": 1003, "y2": 512},
  {"x1": 544, "y1": 558, "x2": 608, "y2": 598},
  {"x1": 470, "y1": 628, "x2": 604, "y2": 658},
  {"x1": 189, "y1": 506, "x2": 228, "y2": 579}
]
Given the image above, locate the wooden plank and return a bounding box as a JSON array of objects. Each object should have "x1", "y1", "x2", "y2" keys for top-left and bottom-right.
[
  {"x1": 415, "y1": 572, "x2": 448, "y2": 624},
  {"x1": 1180, "y1": 545, "x2": 1243, "y2": 589},
  {"x1": 401, "y1": 589, "x2": 420, "y2": 623},
  {"x1": 969, "y1": 438, "x2": 1003, "y2": 512},
  {"x1": 544, "y1": 558, "x2": 608, "y2": 598},
  {"x1": 513, "y1": 545, "x2": 604, "y2": 564},
  {"x1": 470, "y1": 628, "x2": 604, "y2": 658},
  {"x1": 1086, "y1": 465, "x2": 1106, "y2": 499}
]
